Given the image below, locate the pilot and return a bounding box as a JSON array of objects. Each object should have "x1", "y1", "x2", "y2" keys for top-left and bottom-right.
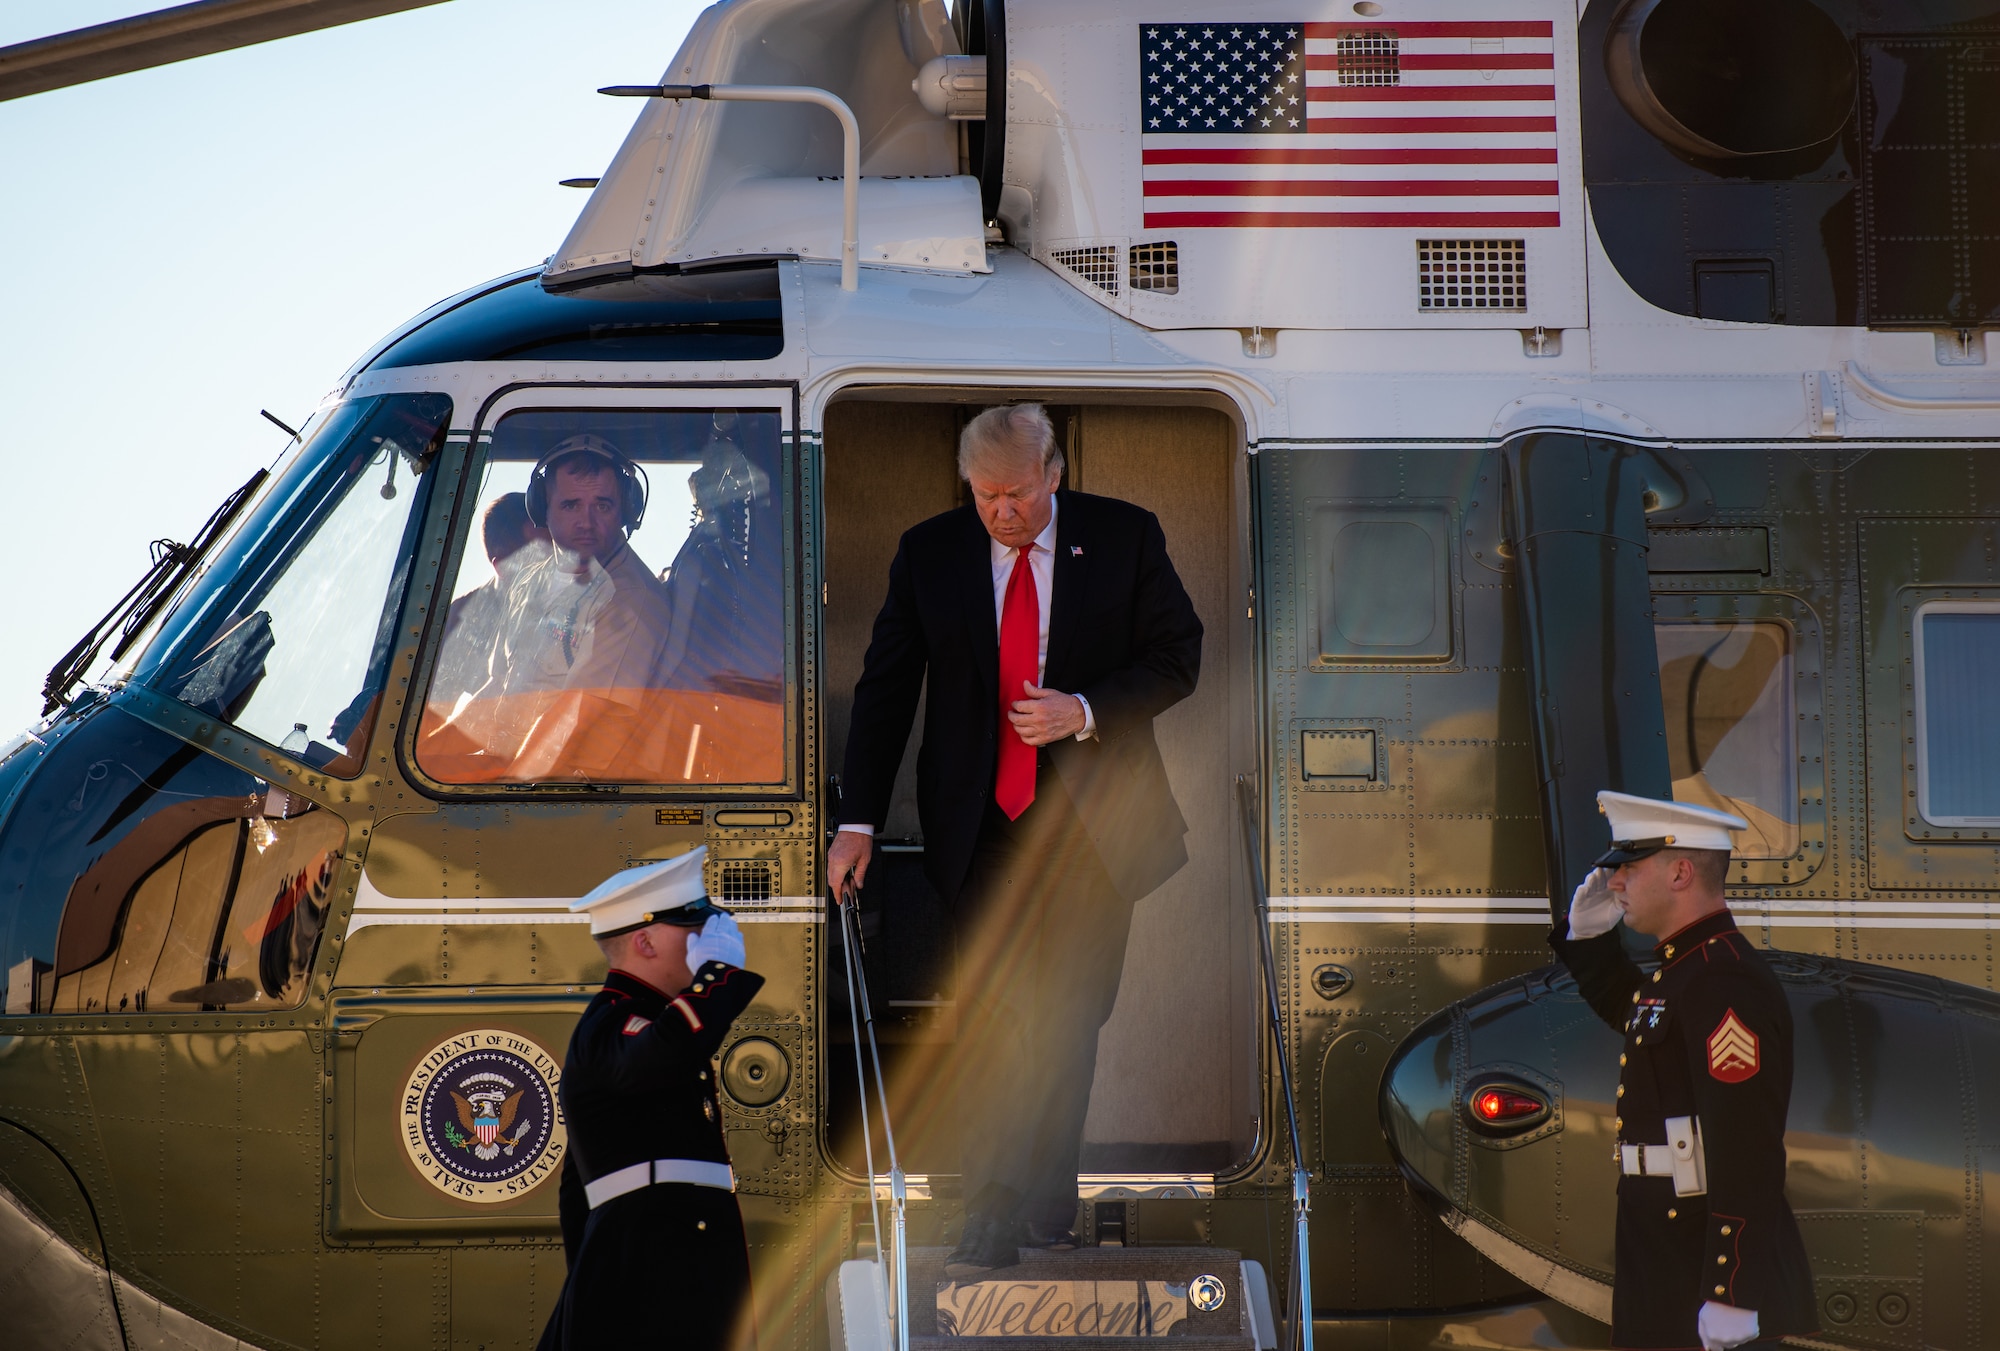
[
  {"x1": 470, "y1": 436, "x2": 672, "y2": 756},
  {"x1": 1550, "y1": 791, "x2": 1817, "y2": 1350},
  {"x1": 432, "y1": 492, "x2": 550, "y2": 703},
  {"x1": 537, "y1": 846, "x2": 762, "y2": 1351}
]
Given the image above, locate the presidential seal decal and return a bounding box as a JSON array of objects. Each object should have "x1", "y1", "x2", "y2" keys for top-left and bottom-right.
[{"x1": 401, "y1": 1028, "x2": 565, "y2": 1203}]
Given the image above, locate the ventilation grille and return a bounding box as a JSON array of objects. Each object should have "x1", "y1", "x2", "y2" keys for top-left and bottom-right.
[
  {"x1": 1051, "y1": 245, "x2": 1120, "y2": 296},
  {"x1": 1129, "y1": 240, "x2": 1180, "y2": 294},
  {"x1": 713, "y1": 859, "x2": 777, "y2": 904},
  {"x1": 1335, "y1": 29, "x2": 1401, "y2": 86},
  {"x1": 1417, "y1": 239, "x2": 1528, "y2": 312}
]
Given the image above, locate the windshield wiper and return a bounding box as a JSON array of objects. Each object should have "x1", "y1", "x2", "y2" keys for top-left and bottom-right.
[{"x1": 42, "y1": 467, "x2": 267, "y2": 716}]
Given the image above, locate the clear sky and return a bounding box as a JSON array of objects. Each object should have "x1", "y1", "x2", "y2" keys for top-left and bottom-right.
[{"x1": 0, "y1": 0, "x2": 708, "y2": 735}]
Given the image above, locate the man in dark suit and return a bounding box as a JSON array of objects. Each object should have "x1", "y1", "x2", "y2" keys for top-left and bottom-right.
[{"x1": 828, "y1": 403, "x2": 1203, "y2": 1274}]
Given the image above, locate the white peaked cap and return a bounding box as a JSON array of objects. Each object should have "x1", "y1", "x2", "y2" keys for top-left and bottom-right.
[
  {"x1": 569, "y1": 846, "x2": 716, "y2": 936},
  {"x1": 1596, "y1": 790, "x2": 1747, "y2": 858}
]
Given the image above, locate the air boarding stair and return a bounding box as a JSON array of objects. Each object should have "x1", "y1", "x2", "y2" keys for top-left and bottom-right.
[{"x1": 825, "y1": 782, "x2": 1304, "y2": 1351}]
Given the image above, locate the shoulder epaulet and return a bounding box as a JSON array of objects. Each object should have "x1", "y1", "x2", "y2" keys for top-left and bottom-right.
[
  {"x1": 1663, "y1": 931, "x2": 1752, "y2": 974},
  {"x1": 1699, "y1": 932, "x2": 1755, "y2": 965}
]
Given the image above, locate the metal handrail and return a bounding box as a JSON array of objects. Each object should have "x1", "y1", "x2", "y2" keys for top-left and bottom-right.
[
  {"x1": 1236, "y1": 775, "x2": 1314, "y2": 1351},
  {"x1": 601, "y1": 82, "x2": 861, "y2": 291},
  {"x1": 836, "y1": 888, "x2": 910, "y2": 1351}
]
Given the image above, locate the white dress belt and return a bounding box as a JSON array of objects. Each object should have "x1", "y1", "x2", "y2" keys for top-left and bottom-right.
[
  {"x1": 1620, "y1": 1143, "x2": 1676, "y2": 1176},
  {"x1": 584, "y1": 1158, "x2": 736, "y2": 1209},
  {"x1": 1619, "y1": 1115, "x2": 1707, "y2": 1197}
]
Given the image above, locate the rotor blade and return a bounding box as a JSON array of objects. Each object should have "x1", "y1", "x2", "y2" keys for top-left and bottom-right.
[{"x1": 0, "y1": 0, "x2": 453, "y2": 102}]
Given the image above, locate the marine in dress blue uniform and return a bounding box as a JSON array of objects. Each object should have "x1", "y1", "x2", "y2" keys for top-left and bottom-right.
[
  {"x1": 536, "y1": 847, "x2": 764, "y2": 1351},
  {"x1": 1550, "y1": 792, "x2": 1816, "y2": 1350}
]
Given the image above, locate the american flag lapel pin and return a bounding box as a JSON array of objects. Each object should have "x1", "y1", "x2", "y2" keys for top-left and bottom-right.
[{"x1": 1071, "y1": 545, "x2": 1084, "y2": 557}]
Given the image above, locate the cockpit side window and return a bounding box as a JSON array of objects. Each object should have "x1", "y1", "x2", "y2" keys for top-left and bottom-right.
[
  {"x1": 153, "y1": 395, "x2": 452, "y2": 776},
  {"x1": 1655, "y1": 619, "x2": 1800, "y2": 858},
  {"x1": 0, "y1": 707, "x2": 342, "y2": 1015},
  {"x1": 415, "y1": 408, "x2": 787, "y2": 787}
]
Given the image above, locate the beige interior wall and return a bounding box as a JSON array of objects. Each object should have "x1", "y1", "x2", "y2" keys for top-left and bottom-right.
[
  {"x1": 821, "y1": 401, "x2": 962, "y2": 834},
  {"x1": 1069, "y1": 406, "x2": 1255, "y2": 1159}
]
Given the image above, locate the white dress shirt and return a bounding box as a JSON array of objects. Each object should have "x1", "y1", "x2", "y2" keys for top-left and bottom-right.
[
  {"x1": 990, "y1": 498, "x2": 1095, "y2": 737},
  {"x1": 991, "y1": 501, "x2": 1058, "y2": 685},
  {"x1": 840, "y1": 496, "x2": 1092, "y2": 838}
]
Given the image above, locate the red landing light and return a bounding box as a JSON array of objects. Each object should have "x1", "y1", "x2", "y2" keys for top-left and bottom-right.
[{"x1": 1473, "y1": 1089, "x2": 1544, "y2": 1122}]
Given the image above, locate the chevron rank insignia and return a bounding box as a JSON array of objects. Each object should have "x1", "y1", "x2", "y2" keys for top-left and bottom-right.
[{"x1": 1707, "y1": 1009, "x2": 1760, "y2": 1082}]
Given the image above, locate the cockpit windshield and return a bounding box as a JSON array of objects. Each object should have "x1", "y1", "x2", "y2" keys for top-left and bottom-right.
[
  {"x1": 150, "y1": 394, "x2": 452, "y2": 775},
  {"x1": 415, "y1": 407, "x2": 787, "y2": 786}
]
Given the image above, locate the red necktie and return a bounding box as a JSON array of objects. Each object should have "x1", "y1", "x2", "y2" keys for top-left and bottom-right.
[{"x1": 994, "y1": 546, "x2": 1040, "y2": 820}]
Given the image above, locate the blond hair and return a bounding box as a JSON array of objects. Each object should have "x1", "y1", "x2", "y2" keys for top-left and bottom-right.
[{"x1": 958, "y1": 403, "x2": 1064, "y2": 482}]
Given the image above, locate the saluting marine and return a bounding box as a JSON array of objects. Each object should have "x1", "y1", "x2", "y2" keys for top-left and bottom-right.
[
  {"x1": 1551, "y1": 792, "x2": 1816, "y2": 1350},
  {"x1": 537, "y1": 846, "x2": 762, "y2": 1351}
]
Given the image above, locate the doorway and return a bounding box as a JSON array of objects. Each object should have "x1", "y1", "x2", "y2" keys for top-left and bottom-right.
[{"x1": 819, "y1": 391, "x2": 1260, "y2": 1182}]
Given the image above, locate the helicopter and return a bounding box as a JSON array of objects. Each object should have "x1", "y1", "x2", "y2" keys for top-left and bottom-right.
[{"x1": 3, "y1": 0, "x2": 1999, "y2": 1348}]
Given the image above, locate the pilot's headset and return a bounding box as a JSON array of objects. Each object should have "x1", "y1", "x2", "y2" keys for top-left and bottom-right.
[{"x1": 524, "y1": 434, "x2": 650, "y2": 534}]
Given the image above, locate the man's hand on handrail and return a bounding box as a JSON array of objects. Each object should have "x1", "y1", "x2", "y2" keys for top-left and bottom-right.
[{"x1": 828, "y1": 828, "x2": 873, "y2": 907}]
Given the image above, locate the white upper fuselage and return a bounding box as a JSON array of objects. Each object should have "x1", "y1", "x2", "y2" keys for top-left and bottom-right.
[{"x1": 343, "y1": 0, "x2": 1998, "y2": 445}]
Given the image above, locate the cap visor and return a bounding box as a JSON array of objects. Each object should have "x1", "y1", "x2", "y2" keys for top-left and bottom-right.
[
  {"x1": 654, "y1": 895, "x2": 726, "y2": 927},
  {"x1": 1592, "y1": 840, "x2": 1669, "y2": 868},
  {"x1": 595, "y1": 897, "x2": 725, "y2": 939}
]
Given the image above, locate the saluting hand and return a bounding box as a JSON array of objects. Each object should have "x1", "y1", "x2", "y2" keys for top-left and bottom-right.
[
  {"x1": 1008, "y1": 681, "x2": 1086, "y2": 746},
  {"x1": 1566, "y1": 867, "x2": 1622, "y2": 940},
  {"x1": 685, "y1": 912, "x2": 746, "y2": 970}
]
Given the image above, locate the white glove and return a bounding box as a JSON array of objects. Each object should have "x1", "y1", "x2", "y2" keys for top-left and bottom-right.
[
  {"x1": 684, "y1": 912, "x2": 746, "y2": 970},
  {"x1": 1565, "y1": 867, "x2": 1622, "y2": 939},
  {"x1": 1698, "y1": 1300, "x2": 1759, "y2": 1351}
]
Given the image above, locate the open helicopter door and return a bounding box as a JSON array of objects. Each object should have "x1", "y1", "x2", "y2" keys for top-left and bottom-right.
[
  {"x1": 323, "y1": 381, "x2": 806, "y2": 1336},
  {"x1": 817, "y1": 390, "x2": 1262, "y2": 1257}
]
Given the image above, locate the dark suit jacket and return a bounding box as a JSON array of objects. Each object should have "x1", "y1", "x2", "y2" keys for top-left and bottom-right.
[{"x1": 839, "y1": 489, "x2": 1203, "y2": 906}]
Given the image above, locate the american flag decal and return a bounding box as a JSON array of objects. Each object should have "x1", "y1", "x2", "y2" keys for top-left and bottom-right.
[
  {"x1": 1707, "y1": 1009, "x2": 1760, "y2": 1083},
  {"x1": 1140, "y1": 20, "x2": 1559, "y2": 228}
]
